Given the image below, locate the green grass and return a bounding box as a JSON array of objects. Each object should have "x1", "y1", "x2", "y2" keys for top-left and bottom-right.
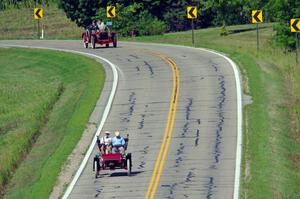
[
  {"x1": 0, "y1": 4, "x2": 82, "y2": 39},
  {"x1": 0, "y1": 48, "x2": 105, "y2": 198},
  {"x1": 122, "y1": 24, "x2": 300, "y2": 198}
]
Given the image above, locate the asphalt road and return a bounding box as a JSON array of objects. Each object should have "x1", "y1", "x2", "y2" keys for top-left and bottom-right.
[{"x1": 0, "y1": 40, "x2": 240, "y2": 199}]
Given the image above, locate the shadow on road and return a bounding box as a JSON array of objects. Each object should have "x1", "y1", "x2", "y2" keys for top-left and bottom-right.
[{"x1": 109, "y1": 171, "x2": 143, "y2": 177}]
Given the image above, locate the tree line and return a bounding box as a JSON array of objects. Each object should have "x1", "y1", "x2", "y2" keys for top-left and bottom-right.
[{"x1": 1, "y1": 0, "x2": 299, "y2": 49}]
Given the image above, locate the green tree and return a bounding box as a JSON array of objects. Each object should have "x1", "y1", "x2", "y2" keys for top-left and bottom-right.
[
  {"x1": 59, "y1": 0, "x2": 100, "y2": 28},
  {"x1": 96, "y1": 3, "x2": 165, "y2": 36},
  {"x1": 266, "y1": 0, "x2": 300, "y2": 49}
]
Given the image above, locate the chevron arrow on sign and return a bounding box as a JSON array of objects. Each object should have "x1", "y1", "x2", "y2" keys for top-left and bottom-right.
[
  {"x1": 34, "y1": 8, "x2": 43, "y2": 19},
  {"x1": 252, "y1": 10, "x2": 263, "y2": 23},
  {"x1": 291, "y1": 19, "x2": 300, "y2": 32},
  {"x1": 35, "y1": 9, "x2": 41, "y2": 18},
  {"x1": 107, "y1": 6, "x2": 116, "y2": 18},
  {"x1": 253, "y1": 12, "x2": 260, "y2": 22},
  {"x1": 187, "y1": 6, "x2": 197, "y2": 19},
  {"x1": 189, "y1": 8, "x2": 195, "y2": 18}
]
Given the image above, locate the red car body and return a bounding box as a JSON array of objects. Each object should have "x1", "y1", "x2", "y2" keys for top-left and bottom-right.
[
  {"x1": 82, "y1": 30, "x2": 117, "y2": 49},
  {"x1": 93, "y1": 136, "x2": 132, "y2": 178}
]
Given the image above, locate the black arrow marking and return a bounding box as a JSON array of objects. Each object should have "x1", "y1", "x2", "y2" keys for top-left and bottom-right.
[
  {"x1": 253, "y1": 11, "x2": 261, "y2": 22},
  {"x1": 189, "y1": 7, "x2": 195, "y2": 18},
  {"x1": 292, "y1": 19, "x2": 300, "y2": 31},
  {"x1": 108, "y1": 7, "x2": 114, "y2": 17},
  {"x1": 35, "y1": 9, "x2": 41, "y2": 18}
]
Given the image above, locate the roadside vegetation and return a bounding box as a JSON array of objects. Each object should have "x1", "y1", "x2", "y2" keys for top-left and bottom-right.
[
  {"x1": 123, "y1": 24, "x2": 300, "y2": 198},
  {"x1": 1, "y1": 0, "x2": 299, "y2": 49},
  {"x1": 0, "y1": 48, "x2": 105, "y2": 198}
]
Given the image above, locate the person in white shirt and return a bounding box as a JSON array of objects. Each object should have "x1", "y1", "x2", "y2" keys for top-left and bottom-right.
[
  {"x1": 100, "y1": 131, "x2": 112, "y2": 154},
  {"x1": 97, "y1": 19, "x2": 106, "y2": 32}
]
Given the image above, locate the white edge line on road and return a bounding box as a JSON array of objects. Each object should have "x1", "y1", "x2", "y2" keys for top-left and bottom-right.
[
  {"x1": 0, "y1": 44, "x2": 119, "y2": 199},
  {"x1": 122, "y1": 41, "x2": 243, "y2": 199}
]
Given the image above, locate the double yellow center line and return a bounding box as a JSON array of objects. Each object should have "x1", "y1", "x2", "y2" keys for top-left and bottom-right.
[{"x1": 143, "y1": 50, "x2": 180, "y2": 199}]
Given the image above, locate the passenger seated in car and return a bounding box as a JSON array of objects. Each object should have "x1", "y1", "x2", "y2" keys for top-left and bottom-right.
[
  {"x1": 100, "y1": 131, "x2": 112, "y2": 154},
  {"x1": 97, "y1": 19, "x2": 106, "y2": 32},
  {"x1": 112, "y1": 131, "x2": 125, "y2": 155}
]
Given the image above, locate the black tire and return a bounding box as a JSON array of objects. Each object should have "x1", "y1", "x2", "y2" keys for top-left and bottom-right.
[
  {"x1": 91, "y1": 35, "x2": 96, "y2": 49},
  {"x1": 94, "y1": 155, "x2": 100, "y2": 178},
  {"x1": 113, "y1": 35, "x2": 117, "y2": 48},
  {"x1": 94, "y1": 160, "x2": 98, "y2": 178},
  {"x1": 127, "y1": 158, "x2": 131, "y2": 176},
  {"x1": 106, "y1": 43, "x2": 109, "y2": 48}
]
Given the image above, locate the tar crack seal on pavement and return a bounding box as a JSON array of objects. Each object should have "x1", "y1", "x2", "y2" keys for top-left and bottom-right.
[
  {"x1": 137, "y1": 146, "x2": 149, "y2": 169},
  {"x1": 203, "y1": 61, "x2": 227, "y2": 198},
  {"x1": 120, "y1": 92, "x2": 136, "y2": 123},
  {"x1": 144, "y1": 61, "x2": 154, "y2": 77}
]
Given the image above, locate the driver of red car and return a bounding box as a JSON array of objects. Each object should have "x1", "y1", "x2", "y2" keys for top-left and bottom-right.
[
  {"x1": 112, "y1": 131, "x2": 125, "y2": 155},
  {"x1": 87, "y1": 20, "x2": 98, "y2": 42}
]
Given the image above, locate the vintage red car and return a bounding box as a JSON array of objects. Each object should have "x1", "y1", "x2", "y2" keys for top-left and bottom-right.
[
  {"x1": 93, "y1": 135, "x2": 132, "y2": 178},
  {"x1": 82, "y1": 29, "x2": 117, "y2": 49}
]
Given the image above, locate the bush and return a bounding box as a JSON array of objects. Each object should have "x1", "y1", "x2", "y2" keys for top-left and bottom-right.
[
  {"x1": 220, "y1": 25, "x2": 228, "y2": 36},
  {"x1": 274, "y1": 23, "x2": 296, "y2": 50},
  {"x1": 135, "y1": 11, "x2": 166, "y2": 36}
]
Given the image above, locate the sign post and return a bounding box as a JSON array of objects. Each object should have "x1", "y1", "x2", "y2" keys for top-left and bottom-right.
[
  {"x1": 252, "y1": 10, "x2": 263, "y2": 52},
  {"x1": 192, "y1": 19, "x2": 194, "y2": 45},
  {"x1": 297, "y1": 32, "x2": 299, "y2": 64},
  {"x1": 106, "y1": 6, "x2": 116, "y2": 31},
  {"x1": 34, "y1": 8, "x2": 43, "y2": 39},
  {"x1": 187, "y1": 6, "x2": 197, "y2": 46},
  {"x1": 291, "y1": 19, "x2": 300, "y2": 64}
]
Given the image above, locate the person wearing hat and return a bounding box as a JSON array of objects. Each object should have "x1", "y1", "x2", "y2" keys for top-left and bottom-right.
[
  {"x1": 112, "y1": 131, "x2": 125, "y2": 155},
  {"x1": 100, "y1": 131, "x2": 112, "y2": 154}
]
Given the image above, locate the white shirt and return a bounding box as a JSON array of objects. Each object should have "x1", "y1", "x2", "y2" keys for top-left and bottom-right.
[
  {"x1": 98, "y1": 22, "x2": 106, "y2": 31},
  {"x1": 100, "y1": 136, "x2": 112, "y2": 145}
]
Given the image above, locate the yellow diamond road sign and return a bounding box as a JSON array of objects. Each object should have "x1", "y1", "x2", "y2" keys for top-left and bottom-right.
[
  {"x1": 187, "y1": 6, "x2": 197, "y2": 19},
  {"x1": 252, "y1": 10, "x2": 263, "y2": 23},
  {"x1": 107, "y1": 6, "x2": 116, "y2": 18},
  {"x1": 34, "y1": 8, "x2": 43, "y2": 19},
  {"x1": 291, "y1": 19, "x2": 300, "y2": 32}
]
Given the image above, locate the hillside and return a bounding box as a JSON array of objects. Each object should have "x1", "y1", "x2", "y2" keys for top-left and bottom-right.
[{"x1": 0, "y1": 4, "x2": 82, "y2": 39}]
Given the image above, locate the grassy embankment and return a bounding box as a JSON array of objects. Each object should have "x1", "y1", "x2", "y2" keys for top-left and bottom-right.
[
  {"x1": 0, "y1": 48, "x2": 105, "y2": 198},
  {"x1": 0, "y1": 4, "x2": 82, "y2": 39},
  {"x1": 123, "y1": 24, "x2": 300, "y2": 198}
]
